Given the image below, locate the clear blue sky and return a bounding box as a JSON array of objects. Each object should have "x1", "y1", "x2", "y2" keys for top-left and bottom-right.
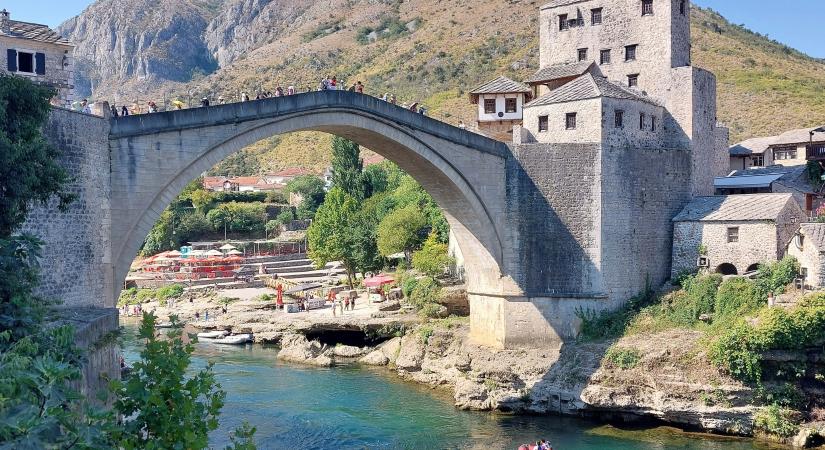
[{"x1": 6, "y1": 0, "x2": 824, "y2": 58}]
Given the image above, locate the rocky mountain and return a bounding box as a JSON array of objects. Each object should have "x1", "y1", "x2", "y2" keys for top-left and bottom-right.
[{"x1": 58, "y1": 0, "x2": 825, "y2": 172}]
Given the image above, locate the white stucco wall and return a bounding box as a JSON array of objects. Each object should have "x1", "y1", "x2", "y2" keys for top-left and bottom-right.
[
  {"x1": 523, "y1": 98, "x2": 602, "y2": 144},
  {"x1": 0, "y1": 35, "x2": 74, "y2": 106},
  {"x1": 477, "y1": 93, "x2": 525, "y2": 122}
]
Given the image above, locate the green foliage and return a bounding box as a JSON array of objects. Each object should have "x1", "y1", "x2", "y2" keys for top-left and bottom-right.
[
  {"x1": 683, "y1": 274, "x2": 723, "y2": 319},
  {"x1": 377, "y1": 204, "x2": 428, "y2": 258},
  {"x1": 754, "y1": 257, "x2": 799, "y2": 299},
  {"x1": 604, "y1": 346, "x2": 642, "y2": 370},
  {"x1": 806, "y1": 161, "x2": 824, "y2": 190},
  {"x1": 408, "y1": 276, "x2": 441, "y2": 313},
  {"x1": 301, "y1": 19, "x2": 343, "y2": 43},
  {"x1": 412, "y1": 232, "x2": 452, "y2": 277},
  {"x1": 715, "y1": 277, "x2": 761, "y2": 318},
  {"x1": 709, "y1": 303, "x2": 825, "y2": 383},
  {"x1": 307, "y1": 188, "x2": 364, "y2": 287},
  {"x1": 576, "y1": 284, "x2": 656, "y2": 342},
  {"x1": 362, "y1": 163, "x2": 389, "y2": 198},
  {"x1": 118, "y1": 287, "x2": 139, "y2": 307},
  {"x1": 207, "y1": 202, "x2": 268, "y2": 234},
  {"x1": 0, "y1": 76, "x2": 74, "y2": 237},
  {"x1": 212, "y1": 191, "x2": 268, "y2": 204},
  {"x1": 355, "y1": 15, "x2": 413, "y2": 45},
  {"x1": 754, "y1": 404, "x2": 800, "y2": 438},
  {"x1": 418, "y1": 302, "x2": 443, "y2": 319},
  {"x1": 156, "y1": 284, "x2": 184, "y2": 300},
  {"x1": 109, "y1": 313, "x2": 227, "y2": 449},
  {"x1": 418, "y1": 325, "x2": 434, "y2": 344},
  {"x1": 226, "y1": 421, "x2": 258, "y2": 450},
  {"x1": 0, "y1": 236, "x2": 51, "y2": 346},
  {"x1": 285, "y1": 175, "x2": 326, "y2": 215},
  {"x1": 206, "y1": 147, "x2": 263, "y2": 177},
  {"x1": 330, "y1": 136, "x2": 365, "y2": 200},
  {"x1": 401, "y1": 276, "x2": 418, "y2": 298},
  {"x1": 672, "y1": 269, "x2": 698, "y2": 287}
]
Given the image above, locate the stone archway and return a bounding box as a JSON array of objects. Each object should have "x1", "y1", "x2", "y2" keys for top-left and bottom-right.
[
  {"x1": 108, "y1": 93, "x2": 521, "y2": 343},
  {"x1": 715, "y1": 263, "x2": 738, "y2": 276}
]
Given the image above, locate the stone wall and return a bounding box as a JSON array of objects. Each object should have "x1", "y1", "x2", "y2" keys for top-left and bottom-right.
[
  {"x1": 601, "y1": 145, "x2": 692, "y2": 299},
  {"x1": 523, "y1": 98, "x2": 602, "y2": 144},
  {"x1": 58, "y1": 308, "x2": 120, "y2": 403},
  {"x1": 786, "y1": 233, "x2": 825, "y2": 289},
  {"x1": 601, "y1": 97, "x2": 667, "y2": 149},
  {"x1": 21, "y1": 108, "x2": 113, "y2": 308}
]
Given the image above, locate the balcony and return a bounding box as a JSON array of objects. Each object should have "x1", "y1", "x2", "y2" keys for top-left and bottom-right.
[{"x1": 806, "y1": 144, "x2": 825, "y2": 160}]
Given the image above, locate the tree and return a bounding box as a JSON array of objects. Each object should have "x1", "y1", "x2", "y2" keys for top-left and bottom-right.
[
  {"x1": 377, "y1": 204, "x2": 429, "y2": 261},
  {"x1": 307, "y1": 188, "x2": 363, "y2": 287},
  {"x1": 285, "y1": 175, "x2": 326, "y2": 215},
  {"x1": 362, "y1": 163, "x2": 389, "y2": 198},
  {"x1": 412, "y1": 232, "x2": 452, "y2": 277},
  {"x1": 0, "y1": 76, "x2": 74, "y2": 237},
  {"x1": 330, "y1": 136, "x2": 365, "y2": 200}
]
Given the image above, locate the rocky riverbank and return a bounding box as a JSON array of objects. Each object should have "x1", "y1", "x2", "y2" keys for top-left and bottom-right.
[{"x1": 138, "y1": 288, "x2": 824, "y2": 447}]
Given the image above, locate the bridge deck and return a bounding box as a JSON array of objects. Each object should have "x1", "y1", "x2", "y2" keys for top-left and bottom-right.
[{"x1": 108, "y1": 90, "x2": 508, "y2": 158}]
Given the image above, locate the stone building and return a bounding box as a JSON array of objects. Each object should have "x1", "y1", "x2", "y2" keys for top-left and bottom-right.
[
  {"x1": 469, "y1": 76, "x2": 532, "y2": 141},
  {"x1": 786, "y1": 223, "x2": 825, "y2": 289},
  {"x1": 671, "y1": 193, "x2": 805, "y2": 276},
  {"x1": 519, "y1": 0, "x2": 728, "y2": 197},
  {"x1": 729, "y1": 126, "x2": 825, "y2": 172},
  {"x1": 0, "y1": 9, "x2": 74, "y2": 106}
]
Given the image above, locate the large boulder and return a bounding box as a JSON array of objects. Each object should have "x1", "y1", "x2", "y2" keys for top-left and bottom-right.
[
  {"x1": 276, "y1": 334, "x2": 333, "y2": 367},
  {"x1": 395, "y1": 335, "x2": 426, "y2": 372},
  {"x1": 359, "y1": 349, "x2": 390, "y2": 366},
  {"x1": 332, "y1": 345, "x2": 367, "y2": 358}
]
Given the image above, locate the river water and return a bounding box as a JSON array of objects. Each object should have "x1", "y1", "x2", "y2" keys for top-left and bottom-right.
[{"x1": 120, "y1": 323, "x2": 777, "y2": 449}]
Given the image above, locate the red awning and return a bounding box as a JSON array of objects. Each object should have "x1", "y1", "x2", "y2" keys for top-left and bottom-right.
[{"x1": 363, "y1": 274, "x2": 396, "y2": 287}]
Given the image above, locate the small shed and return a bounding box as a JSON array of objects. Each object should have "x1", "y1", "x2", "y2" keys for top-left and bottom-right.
[{"x1": 671, "y1": 193, "x2": 805, "y2": 277}]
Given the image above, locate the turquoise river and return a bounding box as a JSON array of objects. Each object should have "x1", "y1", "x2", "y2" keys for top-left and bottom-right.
[{"x1": 121, "y1": 323, "x2": 781, "y2": 449}]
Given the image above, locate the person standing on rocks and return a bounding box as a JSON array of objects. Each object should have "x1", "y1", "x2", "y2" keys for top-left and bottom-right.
[{"x1": 350, "y1": 296, "x2": 356, "y2": 311}]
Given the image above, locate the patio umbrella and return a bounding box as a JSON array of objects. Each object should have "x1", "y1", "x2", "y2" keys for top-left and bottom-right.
[
  {"x1": 206, "y1": 249, "x2": 223, "y2": 256},
  {"x1": 219, "y1": 244, "x2": 236, "y2": 251},
  {"x1": 227, "y1": 249, "x2": 243, "y2": 255},
  {"x1": 363, "y1": 274, "x2": 396, "y2": 288},
  {"x1": 167, "y1": 250, "x2": 182, "y2": 257}
]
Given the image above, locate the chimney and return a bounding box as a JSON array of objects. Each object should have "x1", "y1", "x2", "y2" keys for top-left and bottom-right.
[{"x1": 0, "y1": 10, "x2": 10, "y2": 35}]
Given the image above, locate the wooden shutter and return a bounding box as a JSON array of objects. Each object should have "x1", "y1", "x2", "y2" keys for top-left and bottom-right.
[
  {"x1": 35, "y1": 52, "x2": 45, "y2": 75},
  {"x1": 7, "y1": 49, "x2": 16, "y2": 72}
]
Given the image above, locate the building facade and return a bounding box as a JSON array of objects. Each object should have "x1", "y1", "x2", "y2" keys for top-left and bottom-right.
[
  {"x1": 469, "y1": 76, "x2": 532, "y2": 141},
  {"x1": 520, "y1": 0, "x2": 728, "y2": 196},
  {"x1": 729, "y1": 126, "x2": 825, "y2": 172},
  {"x1": 672, "y1": 193, "x2": 806, "y2": 277},
  {"x1": 786, "y1": 223, "x2": 825, "y2": 289},
  {"x1": 0, "y1": 9, "x2": 74, "y2": 106}
]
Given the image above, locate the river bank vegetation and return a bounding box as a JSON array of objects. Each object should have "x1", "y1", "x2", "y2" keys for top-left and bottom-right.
[{"x1": 577, "y1": 257, "x2": 825, "y2": 442}]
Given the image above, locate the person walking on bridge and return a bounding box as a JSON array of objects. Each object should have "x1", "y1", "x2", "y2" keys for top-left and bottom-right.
[
  {"x1": 200, "y1": 97, "x2": 210, "y2": 107},
  {"x1": 355, "y1": 81, "x2": 364, "y2": 94}
]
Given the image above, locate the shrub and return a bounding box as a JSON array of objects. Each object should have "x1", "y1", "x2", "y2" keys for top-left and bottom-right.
[
  {"x1": 411, "y1": 232, "x2": 452, "y2": 277},
  {"x1": 715, "y1": 277, "x2": 760, "y2": 318},
  {"x1": 408, "y1": 276, "x2": 441, "y2": 309},
  {"x1": 754, "y1": 257, "x2": 799, "y2": 299},
  {"x1": 419, "y1": 303, "x2": 443, "y2": 319},
  {"x1": 672, "y1": 269, "x2": 697, "y2": 287},
  {"x1": 577, "y1": 284, "x2": 656, "y2": 341},
  {"x1": 418, "y1": 325, "x2": 434, "y2": 344},
  {"x1": 156, "y1": 284, "x2": 184, "y2": 301},
  {"x1": 604, "y1": 346, "x2": 642, "y2": 370},
  {"x1": 684, "y1": 274, "x2": 723, "y2": 319},
  {"x1": 754, "y1": 404, "x2": 800, "y2": 438},
  {"x1": 136, "y1": 288, "x2": 157, "y2": 303},
  {"x1": 118, "y1": 287, "x2": 139, "y2": 307}
]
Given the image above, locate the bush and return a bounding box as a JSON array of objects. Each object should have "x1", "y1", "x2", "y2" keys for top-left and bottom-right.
[
  {"x1": 408, "y1": 276, "x2": 441, "y2": 309},
  {"x1": 715, "y1": 277, "x2": 760, "y2": 318},
  {"x1": 156, "y1": 284, "x2": 184, "y2": 301},
  {"x1": 118, "y1": 287, "x2": 139, "y2": 307},
  {"x1": 754, "y1": 256, "x2": 799, "y2": 299},
  {"x1": 401, "y1": 277, "x2": 418, "y2": 298},
  {"x1": 412, "y1": 232, "x2": 452, "y2": 277},
  {"x1": 419, "y1": 303, "x2": 443, "y2": 319},
  {"x1": 672, "y1": 269, "x2": 697, "y2": 287},
  {"x1": 136, "y1": 288, "x2": 157, "y2": 303},
  {"x1": 684, "y1": 274, "x2": 723, "y2": 319},
  {"x1": 754, "y1": 404, "x2": 800, "y2": 438},
  {"x1": 604, "y1": 346, "x2": 642, "y2": 370},
  {"x1": 577, "y1": 284, "x2": 656, "y2": 341},
  {"x1": 418, "y1": 325, "x2": 434, "y2": 344}
]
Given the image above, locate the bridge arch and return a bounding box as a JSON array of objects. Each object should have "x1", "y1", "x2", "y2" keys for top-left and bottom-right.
[{"x1": 108, "y1": 91, "x2": 519, "y2": 315}]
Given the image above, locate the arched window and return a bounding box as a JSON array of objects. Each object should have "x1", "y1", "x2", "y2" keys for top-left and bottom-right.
[
  {"x1": 716, "y1": 263, "x2": 738, "y2": 276},
  {"x1": 746, "y1": 264, "x2": 760, "y2": 273}
]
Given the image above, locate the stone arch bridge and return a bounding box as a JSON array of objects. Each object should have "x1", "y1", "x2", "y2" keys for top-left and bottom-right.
[{"x1": 27, "y1": 90, "x2": 693, "y2": 348}]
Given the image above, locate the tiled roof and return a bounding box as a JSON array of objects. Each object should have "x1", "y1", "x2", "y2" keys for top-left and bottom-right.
[
  {"x1": 774, "y1": 126, "x2": 825, "y2": 146},
  {"x1": 273, "y1": 167, "x2": 313, "y2": 177},
  {"x1": 800, "y1": 223, "x2": 825, "y2": 251},
  {"x1": 672, "y1": 194, "x2": 795, "y2": 222},
  {"x1": 469, "y1": 76, "x2": 531, "y2": 95},
  {"x1": 526, "y1": 61, "x2": 593, "y2": 84},
  {"x1": 525, "y1": 73, "x2": 657, "y2": 108},
  {"x1": 231, "y1": 177, "x2": 264, "y2": 186},
  {"x1": 729, "y1": 136, "x2": 777, "y2": 156},
  {"x1": 725, "y1": 165, "x2": 814, "y2": 194},
  {"x1": 4, "y1": 19, "x2": 71, "y2": 45}
]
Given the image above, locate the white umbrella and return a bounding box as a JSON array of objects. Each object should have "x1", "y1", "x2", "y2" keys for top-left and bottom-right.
[
  {"x1": 219, "y1": 244, "x2": 236, "y2": 251},
  {"x1": 206, "y1": 249, "x2": 223, "y2": 256},
  {"x1": 167, "y1": 250, "x2": 182, "y2": 257},
  {"x1": 227, "y1": 249, "x2": 243, "y2": 255}
]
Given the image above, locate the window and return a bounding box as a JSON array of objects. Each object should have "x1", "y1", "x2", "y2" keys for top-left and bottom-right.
[
  {"x1": 505, "y1": 98, "x2": 517, "y2": 113},
  {"x1": 642, "y1": 0, "x2": 653, "y2": 16},
  {"x1": 639, "y1": 112, "x2": 646, "y2": 130},
  {"x1": 625, "y1": 44, "x2": 637, "y2": 61},
  {"x1": 651, "y1": 116, "x2": 656, "y2": 131},
  {"x1": 600, "y1": 49, "x2": 611, "y2": 65},
  {"x1": 751, "y1": 155, "x2": 764, "y2": 167},
  {"x1": 727, "y1": 227, "x2": 739, "y2": 243},
  {"x1": 627, "y1": 74, "x2": 639, "y2": 88},
  {"x1": 17, "y1": 51, "x2": 34, "y2": 73},
  {"x1": 774, "y1": 147, "x2": 798, "y2": 160},
  {"x1": 577, "y1": 48, "x2": 588, "y2": 62},
  {"x1": 538, "y1": 115, "x2": 549, "y2": 132},
  {"x1": 680, "y1": 1, "x2": 686, "y2": 15},
  {"x1": 565, "y1": 113, "x2": 577, "y2": 130},
  {"x1": 559, "y1": 14, "x2": 569, "y2": 31},
  {"x1": 591, "y1": 8, "x2": 603, "y2": 25},
  {"x1": 483, "y1": 98, "x2": 496, "y2": 114},
  {"x1": 615, "y1": 110, "x2": 624, "y2": 128}
]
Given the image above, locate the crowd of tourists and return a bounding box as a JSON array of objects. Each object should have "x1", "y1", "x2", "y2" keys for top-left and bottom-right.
[{"x1": 92, "y1": 74, "x2": 438, "y2": 118}]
